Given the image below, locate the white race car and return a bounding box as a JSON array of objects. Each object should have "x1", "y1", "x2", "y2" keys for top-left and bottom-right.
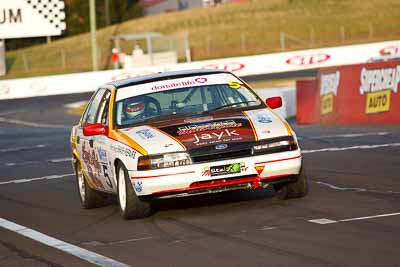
[{"x1": 70, "y1": 70, "x2": 308, "y2": 219}]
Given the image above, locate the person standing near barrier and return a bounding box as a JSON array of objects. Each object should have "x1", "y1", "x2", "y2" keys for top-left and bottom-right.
[{"x1": 112, "y1": 48, "x2": 120, "y2": 69}]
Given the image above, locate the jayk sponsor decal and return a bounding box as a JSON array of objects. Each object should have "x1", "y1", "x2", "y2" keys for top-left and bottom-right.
[{"x1": 193, "y1": 129, "x2": 241, "y2": 145}]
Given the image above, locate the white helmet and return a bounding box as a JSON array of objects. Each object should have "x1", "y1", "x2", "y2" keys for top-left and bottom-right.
[{"x1": 125, "y1": 101, "x2": 145, "y2": 119}]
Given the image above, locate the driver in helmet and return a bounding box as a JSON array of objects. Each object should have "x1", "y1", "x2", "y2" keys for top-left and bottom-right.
[{"x1": 124, "y1": 100, "x2": 146, "y2": 123}]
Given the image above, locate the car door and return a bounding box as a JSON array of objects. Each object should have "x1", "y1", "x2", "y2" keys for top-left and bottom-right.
[
  {"x1": 92, "y1": 90, "x2": 116, "y2": 192},
  {"x1": 76, "y1": 88, "x2": 110, "y2": 192}
]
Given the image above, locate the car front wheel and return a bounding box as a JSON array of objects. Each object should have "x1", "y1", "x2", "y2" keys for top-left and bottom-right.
[{"x1": 117, "y1": 162, "x2": 152, "y2": 219}]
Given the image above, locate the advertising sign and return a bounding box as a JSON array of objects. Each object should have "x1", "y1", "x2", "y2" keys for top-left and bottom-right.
[
  {"x1": 317, "y1": 60, "x2": 400, "y2": 124},
  {"x1": 0, "y1": 0, "x2": 66, "y2": 39},
  {"x1": 319, "y1": 71, "x2": 340, "y2": 115}
]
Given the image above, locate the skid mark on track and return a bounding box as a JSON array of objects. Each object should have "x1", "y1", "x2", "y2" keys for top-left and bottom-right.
[
  {"x1": 314, "y1": 181, "x2": 400, "y2": 194},
  {"x1": 0, "y1": 218, "x2": 130, "y2": 267},
  {"x1": 302, "y1": 143, "x2": 400, "y2": 154},
  {"x1": 83, "y1": 236, "x2": 155, "y2": 247},
  {"x1": 155, "y1": 217, "x2": 342, "y2": 266},
  {"x1": 0, "y1": 239, "x2": 63, "y2": 267}
]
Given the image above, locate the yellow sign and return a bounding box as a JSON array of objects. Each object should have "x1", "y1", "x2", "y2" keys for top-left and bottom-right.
[
  {"x1": 365, "y1": 89, "x2": 391, "y2": 114},
  {"x1": 228, "y1": 81, "x2": 241, "y2": 89},
  {"x1": 321, "y1": 93, "x2": 334, "y2": 115}
]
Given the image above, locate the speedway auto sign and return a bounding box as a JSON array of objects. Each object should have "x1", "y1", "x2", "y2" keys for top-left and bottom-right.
[
  {"x1": 359, "y1": 66, "x2": 400, "y2": 114},
  {"x1": 0, "y1": 0, "x2": 66, "y2": 39}
]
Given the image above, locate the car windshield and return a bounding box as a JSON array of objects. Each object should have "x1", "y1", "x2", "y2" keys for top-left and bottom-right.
[{"x1": 115, "y1": 83, "x2": 263, "y2": 128}]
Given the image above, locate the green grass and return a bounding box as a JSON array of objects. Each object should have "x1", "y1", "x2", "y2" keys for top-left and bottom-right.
[{"x1": 3, "y1": 0, "x2": 400, "y2": 79}]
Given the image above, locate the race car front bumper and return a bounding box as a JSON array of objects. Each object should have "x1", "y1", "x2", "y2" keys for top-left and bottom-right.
[{"x1": 129, "y1": 149, "x2": 302, "y2": 198}]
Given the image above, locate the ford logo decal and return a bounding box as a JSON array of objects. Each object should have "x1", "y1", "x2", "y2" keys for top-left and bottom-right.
[{"x1": 215, "y1": 144, "x2": 228, "y2": 150}]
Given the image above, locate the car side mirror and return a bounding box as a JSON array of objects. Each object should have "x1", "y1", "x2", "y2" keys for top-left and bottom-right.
[
  {"x1": 83, "y1": 123, "x2": 108, "y2": 136},
  {"x1": 265, "y1": 96, "x2": 282, "y2": 109}
]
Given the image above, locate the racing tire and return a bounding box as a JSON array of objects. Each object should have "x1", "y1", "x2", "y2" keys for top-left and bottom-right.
[
  {"x1": 274, "y1": 167, "x2": 309, "y2": 200},
  {"x1": 75, "y1": 162, "x2": 105, "y2": 209},
  {"x1": 117, "y1": 162, "x2": 152, "y2": 219}
]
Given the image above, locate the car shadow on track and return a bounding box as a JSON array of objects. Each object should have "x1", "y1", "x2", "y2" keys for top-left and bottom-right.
[{"x1": 151, "y1": 187, "x2": 276, "y2": 213}]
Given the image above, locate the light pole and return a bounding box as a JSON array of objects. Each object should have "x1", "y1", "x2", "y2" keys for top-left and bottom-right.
[{"x1": 89, "y1": 0, "x2": 98, "y2": 71}]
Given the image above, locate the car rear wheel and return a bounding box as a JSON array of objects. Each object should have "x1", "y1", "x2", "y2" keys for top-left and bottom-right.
[
  {"x1": 117, "y1": 162, "x2": 152, "y2": 219},
  {"x1": 274, "y1": 167, "x2": 309, "y2": 200},
  {"x1": 75, "y1": 162, "x2": 105, "y2": 208}
]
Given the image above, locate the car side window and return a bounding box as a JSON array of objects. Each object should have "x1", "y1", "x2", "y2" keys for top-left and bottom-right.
[
  {"x1": 96, "y1": 90, "x2": 111, "y2": 126},
  {"x1": 82, "y1": 89, "x2": 106, "y2": 126}
]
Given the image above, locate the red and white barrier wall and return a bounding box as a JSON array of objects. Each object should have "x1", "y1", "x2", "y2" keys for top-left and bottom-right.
[{"x1": 297, "y1": 60, "x2": 400, "y2": 124}]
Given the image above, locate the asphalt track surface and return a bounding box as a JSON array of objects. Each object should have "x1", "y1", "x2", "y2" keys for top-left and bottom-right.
[{"x1": 1, "y1": 93, "x2": 400, "y2": 267}]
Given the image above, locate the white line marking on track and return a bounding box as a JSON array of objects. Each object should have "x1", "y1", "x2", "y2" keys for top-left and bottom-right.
[
  {"x1": 340, "y1": 212, "x2": 400, "y2": 222},
  {"x1": 259, "y1": 226, "x2": 277, "y2": 231},
  {"x1": 65, "y1": 101, "x2": 88, "y2": 109},
  {"x1": 0, "y1": 144, "x2": 47, "y2": 153},
  {"x1": 308, "y1": 212, "x2": 400, "y2": 225},
  {"x1": 0, "y1": 117, "x2": 69, "y2": 129},
  {"x1": 48, "y1": 157, "x2": 72, "y2": 163},
  {"x1": 0, "y1": 218, "x2": 130, "y2": 267},
  {"x1": 299, "y1": 132, "x2": 389, "y2": 140},
  {"x1": 308, "y1": 219, "x2": 338, "y2": 224},
  {"x1": 302, "y1": 143, "x2": 400, "y2": 154},
  {"x1": 0, "y1": 173, "x2": 74, "y2": 185}
]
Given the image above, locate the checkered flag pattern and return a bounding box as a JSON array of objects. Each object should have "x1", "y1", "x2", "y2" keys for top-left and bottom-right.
[{"x1": 25, "y1": 0, "x2": 66, "y2": 31}]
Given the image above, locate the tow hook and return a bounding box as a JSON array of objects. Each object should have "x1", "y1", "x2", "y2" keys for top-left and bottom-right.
[{"x1": 252, "y1": 179, "x2": 262, "y2": 191}]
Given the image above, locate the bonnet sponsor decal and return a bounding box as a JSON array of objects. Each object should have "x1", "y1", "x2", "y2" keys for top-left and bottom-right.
[
  {"x1": 193, "y1": 129, "x2": 240, "y2": 145},
  {"x1": 256, "y1": 113, "x2": 272, "y2": 123},
  {"x1": 160, "y1": 116, "x2": 256, "y2": 150},
  {"x1": 177, "y1": 120, "x2": 242, "y2": 135},
  {"x1": 136, "y1": 129, "x2": 155, "y2": 139}
]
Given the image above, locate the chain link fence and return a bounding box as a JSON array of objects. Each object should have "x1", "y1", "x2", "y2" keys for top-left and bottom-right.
[{"x1": 2, "y1": 23, "x2": 391, "y2": 78}]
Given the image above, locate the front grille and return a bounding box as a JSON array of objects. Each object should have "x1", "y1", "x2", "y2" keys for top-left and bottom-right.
[{"x1": 192, "y1": 149, "x2": 251, "y2": 163}]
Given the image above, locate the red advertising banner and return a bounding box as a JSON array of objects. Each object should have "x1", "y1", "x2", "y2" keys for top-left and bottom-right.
[{"x1": 297, "y1": 59, "x2": 400, "y2": 124}]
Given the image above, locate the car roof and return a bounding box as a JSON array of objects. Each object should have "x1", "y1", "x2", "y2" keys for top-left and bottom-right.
[{"x1": 108, "y1": 69, "x2": 230, "y2": 89}]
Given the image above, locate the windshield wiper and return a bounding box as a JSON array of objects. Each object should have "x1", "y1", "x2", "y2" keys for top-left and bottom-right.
[{"x1": 202, "y1": 101, "x2": 257, "y2": 114}]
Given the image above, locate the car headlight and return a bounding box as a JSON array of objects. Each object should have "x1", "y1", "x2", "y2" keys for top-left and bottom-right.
[
  {"x1": 252, "y1": 136, "x2": 298, "y2": 154},
  {"x1": 137, "y1": 152, "x2": 192, "y2": 170}
]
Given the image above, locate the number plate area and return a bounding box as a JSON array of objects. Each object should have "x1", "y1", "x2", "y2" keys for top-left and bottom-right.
[{"x1": 210, "y1": 162, "x2": 242, "y2": 177}]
